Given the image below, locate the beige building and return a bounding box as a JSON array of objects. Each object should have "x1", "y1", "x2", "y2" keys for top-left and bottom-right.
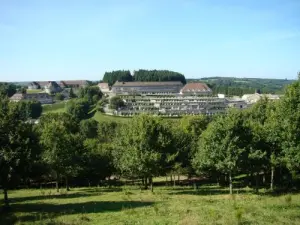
[
  {"x1": 180, "y1": 83, "x2": 212, "y2": 95},
  {"x1": 10, "y1": 93, "x2": 53, "y2": 104},
  {"x1": 111, "y1": 81, "x2": 183, "y2": 95}
]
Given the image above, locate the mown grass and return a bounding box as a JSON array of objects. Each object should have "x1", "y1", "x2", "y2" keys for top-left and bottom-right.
[
  {"x1": 42, "y1": 102, "x2": 67, "y2": 114},
  {"x1": 27, "y1": 89, "x2": 45, "y2": 94},
  {"x1": 1, "y1": 186, "x2": 299, "y2": 225}
]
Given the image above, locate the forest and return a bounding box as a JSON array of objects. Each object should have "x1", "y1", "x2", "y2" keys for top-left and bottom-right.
[
  {"x1": 189, "y1": 77, "x2": 293, "y2": 96},
  {"x1": 102, "y1": 70, "x2": 187, "y2": 86}
]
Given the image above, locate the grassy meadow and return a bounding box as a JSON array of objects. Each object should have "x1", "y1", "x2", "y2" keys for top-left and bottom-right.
[
  {"x1": 1, "y1": 185, "x2": 299, "y2": 225},
  {"x1": 42, "y1": 102, "x2": 67, "y2": 114}
]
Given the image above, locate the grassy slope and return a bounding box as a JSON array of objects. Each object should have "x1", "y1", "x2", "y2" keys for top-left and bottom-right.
[
  {"x1": 1, "y1": 186, "x2": 299, "y2": 225},
  {"x1": 26, "y1": 89, "x2": 45, "y2": 94},
  {"x1": 42, "y1": 102, "x2": 66, "y2": 114}
]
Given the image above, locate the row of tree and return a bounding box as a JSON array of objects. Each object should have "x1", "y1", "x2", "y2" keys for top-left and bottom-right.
[
  {"x1": 102, "y1": 70, "x2": 186, "y2": 86},
  {"x1": 1, "y1": 75, "x2": 300, "y2": 210}
]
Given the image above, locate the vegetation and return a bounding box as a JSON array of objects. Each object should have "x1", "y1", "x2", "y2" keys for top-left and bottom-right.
[
  {"x1": 102, "y1": 70, "x2": 133, "y2": 86},
  {"x1": 1, "y1": 73, "x2": 300, "y2": 224},
  {"x1": 102, "y1": 69, "x2": 186, "y2": 86},
  {"x1": 0, "y1": 82, "x2": 17, "y2": 97},
  {"x1": 189, "y1": 77, "x2": 294, "y2": 96},
  {"x1": 109, "y1": 96, "x2": 125, "y2": 110},
  {"x1": 1, "y1": 187, "x2": 300, "y2": 225}
]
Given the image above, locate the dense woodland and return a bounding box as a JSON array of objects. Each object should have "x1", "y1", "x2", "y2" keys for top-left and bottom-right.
[
  {"x1": 189, "y1": 77, "x2": 293, "y2": 96},
  {"x1": 102, "y1": 70, "x2": 187, "y2": 86},
  {"x1": 1, "y1": 74, "x2": 300, "y2": 210}
]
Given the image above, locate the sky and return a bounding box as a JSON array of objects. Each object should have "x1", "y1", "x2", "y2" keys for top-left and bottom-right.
[{"x1": 0, "y1": 0, "x2": 299, "y2": 81}]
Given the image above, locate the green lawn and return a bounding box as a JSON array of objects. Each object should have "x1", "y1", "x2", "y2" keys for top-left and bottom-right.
[
  {"x1": 1, "y1": 186, "x2": 299, "y2": 225},
  {"x1": 42, "y1": 102, "x2": 66, "y2": 114},
  {"x1": 93, "y1": 112, "x2": 131, "y2": 123},
  {"x1": 27, "y1": 89, "x2": 45, "y2": 94}
]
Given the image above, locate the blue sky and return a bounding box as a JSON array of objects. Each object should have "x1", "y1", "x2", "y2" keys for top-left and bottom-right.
[{"x1": 0, "y1": 0, "x2": 299, "y2": 81}]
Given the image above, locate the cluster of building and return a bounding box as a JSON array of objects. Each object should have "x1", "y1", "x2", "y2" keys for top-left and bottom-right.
[
  {"x1": 98, "y1": 81, "x2": 280, "y2": 116},
  {"x1": 28, "y1": 80, "x2": 88, "y2": 94},
  {"x1": 10, "y1": 80, "x2": 88, "y2": 104}
]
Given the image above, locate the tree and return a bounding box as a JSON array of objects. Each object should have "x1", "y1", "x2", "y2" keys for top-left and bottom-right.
[
  {"x1": 78, "y1": 86, "x2": 103, "y2": 104},
  {"x1": 133, "y1": 69, "x2": 186, "y2": 84},
  {"x1": 193, "y1": 110, "x2": 251, "y2": 194},
  {"x1": 80, "y1": 119, "x2": 98, "y2": 139},
  {"x1": 69, "y1": 88, "x2": 76, "y2": 99},
  {"x1": 39, "y1": 113, "x2": 83, "y2": 191},
  {"x1": 103, "y1": 70, "x2": 133, "y2": 86},
  {"x1": 0, "y1": 99, "x2": 39, "y2": 209},
  {"x1": 277, "y1": 79, "x2": 300, "y2": 183},
  {"x1": 0, "y1": 83, "x2": 17, "y2": 97},
  {"x1": 113, "y1": 114, "x2": 173, "y2": 191},
  {"x1": 109, "y1": 96, "x2": 125, "y2": 110},
  {"x1": 55, "y1": 93, "x2": 65, "y2": 101},
  {"x1": 66, "y1": 99, "x2": 91, "y2": 121}
]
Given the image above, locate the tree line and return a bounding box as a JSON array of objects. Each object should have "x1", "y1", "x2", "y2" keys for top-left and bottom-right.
[
  {"x1": 102, "y1": 70, "x2": 186, "y2": 86},
  {"x1": 189, "y1": 77, "x2": 293, "y2": 96},
  {"x1": 1, "y1": 76, "x2": 300, "y2": 210}
]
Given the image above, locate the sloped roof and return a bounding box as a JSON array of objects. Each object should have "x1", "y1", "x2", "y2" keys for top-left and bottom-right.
[
  {"x1": 181, "y1": 83, "x2": 211, "y2": 93},
  {"x1": 60, "y1": 80, "x2": 88, "y2": 86},
  {"x1": 113, "y1": 81, "x2": 183, "y2": 87},
  {"x1": 98, "y1": 83, "x2": 110, "y2": 89}
]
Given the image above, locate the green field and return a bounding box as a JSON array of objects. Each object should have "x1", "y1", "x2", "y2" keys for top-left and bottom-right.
[
  {"x1": 26, "y1": 89, "x2": 45, "y2": 94},
  {"x1": 1, "y1": 186, "x2": 299, "y2": 225},
  {"x1": 93, "y1": 112, "x2": 131, "y2": 123},
  {"x1": 42, "y1": 102, "x2": 66, "y2": 114}
]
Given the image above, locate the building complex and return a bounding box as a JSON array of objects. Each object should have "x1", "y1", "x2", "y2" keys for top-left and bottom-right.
[{"x1": 98, "y1": 81, "x2": 280, "y2": 116}]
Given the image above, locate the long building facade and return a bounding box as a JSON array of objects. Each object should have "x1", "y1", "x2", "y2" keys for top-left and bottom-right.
[{"x1": 111, "y1": 81, "x2": 183, "y2": 95}]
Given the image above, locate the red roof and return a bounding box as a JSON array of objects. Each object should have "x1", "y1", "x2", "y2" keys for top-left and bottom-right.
[{"x1": 181, "y1": 83, "x2": 211, "y2": 93}]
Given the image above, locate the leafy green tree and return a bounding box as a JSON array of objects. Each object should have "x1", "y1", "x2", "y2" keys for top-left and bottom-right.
[
  {"x1": 109, "y1": 96, "x2": 125, "y2": 110},
  {"x1": 80, "y1": 119, "x2": 98, "y2": 139},
  {"x1": 69, "y1": 88, "x2": 76, "y2": 99},
  {"x1": 0, "y1": 99, "x2": 39, "y2": 209},
  {"x1": 113, "y1": 114, "x2": 173, "y2": 191},
  {"x1": 39, "y1": 113, "x2": 83, "y2": 191},
  {"x1": 103, "y1": 70, "x2": 132, "y2": 86},
  {"x1": 277, "y1": 79, "x2": 300, "y2": 181},
  {"x1": 193, "y1": 110, "x2": 251, "y2": 194},
  {"x1": 133, "y1": 69, "x2": 186, "y2": 84},
  {"x1": 16, "y1": 100, "x2": 43, "y2": 120},
  {"x1": 55, "y1": 93, "x2": 65, "y2": 101},
  {"x1": 66, "y1": 99, "x2": 91, "y2": 121},
  {"x1": 0, "y1": 82, "x2": 17, "y2": 97},
  {"x1": 78, "y1": 86, "x2": 102, "y2": 104}
]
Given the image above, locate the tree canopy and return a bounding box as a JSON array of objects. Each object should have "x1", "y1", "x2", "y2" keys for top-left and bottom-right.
[{"x1": 102, "y1": 69, "x2": 186, "y2": 86}]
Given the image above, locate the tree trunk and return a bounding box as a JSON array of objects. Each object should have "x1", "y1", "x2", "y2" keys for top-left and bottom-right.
[
  {"x1": 263, "y1": 171, "x2": 266, "y2": 185},
  {"x1": 173, "y1": 174, "x2": 176, "y2": 187},
  {"x1": 229, "y1": 172, "x2": 233, "y2": 195},
  {"x1": 255, "y1": 172, "x2": 259, "y2": 193},
  {"x1": 66, "y1": 177, "x2": 70, "y2": 191},
  {"x1": 144, "y1": 177, "x2": 148, "y2": 189},
  {"x1": 149, "y1": 177, "x2": 153, "y2": 192},
  {"x1": 270, "y1": 166, "x2": 274, "y2": 191},
  {"x1": 170, "y1": 175, "x2": 173, "y2": 182},
  {"x1": 56, "y1": 176, "x2": 59, "y2": 193},
  {"x1": 3, "y1": 187, "x2": 9, "y2": 209}
]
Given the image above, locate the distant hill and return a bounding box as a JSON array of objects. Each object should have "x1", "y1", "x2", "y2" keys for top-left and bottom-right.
[{"x1": 187, "y1": 77, "x2": 294, "y2": 95}]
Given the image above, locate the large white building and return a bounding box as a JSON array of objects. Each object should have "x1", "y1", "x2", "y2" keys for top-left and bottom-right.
[
  {"x1": 111, "y1": 81, "x2": 183, "y2": 95},
  {"x1": 10, "y1": 93, "x2": 53, "y2": 104}
]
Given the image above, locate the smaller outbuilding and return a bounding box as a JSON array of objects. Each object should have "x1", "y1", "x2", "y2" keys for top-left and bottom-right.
[{"x1": 180, "y1": 83, "x2": 212, "y2": 95}]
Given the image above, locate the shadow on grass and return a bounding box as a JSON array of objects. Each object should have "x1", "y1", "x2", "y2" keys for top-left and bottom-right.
[
  {"x1": 8, "y1": 191, "x2": 101, "y2": 204},
  {"x1": 1, "y1": 200, "x2": 154, "y2": 223},
  {"x1": 170, "y1": 188, "x2": 250, "y2": 196},
  {"x1": 80, "y1": 187, "x2": 123, "y2": 193}
]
